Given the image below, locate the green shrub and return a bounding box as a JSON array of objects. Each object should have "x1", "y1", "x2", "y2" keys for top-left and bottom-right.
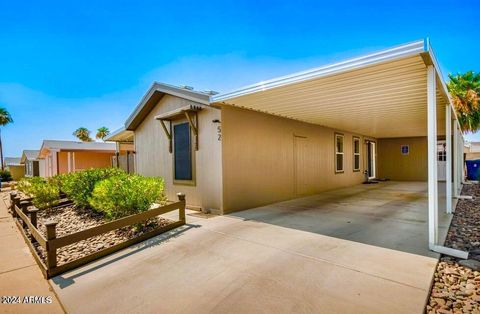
[
  {"x1": 17, "y1": 177, "x2": 45, "y2": 194},
  {"x1": 60, "y1": 168, "x2": 125, "y2": 208},
  {"x1": 17, "y1": 177, "x2": 59, "y2": 209},
  {"x1": 89, "y1": 174, "x2": 166, "y2": 220},
  {"x1": 0, "y1": 170, "x2": 12, "y2": 182}
]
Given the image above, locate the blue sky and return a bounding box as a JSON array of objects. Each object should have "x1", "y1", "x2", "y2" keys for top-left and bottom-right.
[{"x1": 0, "y1": 0, "x2": 478, "y2": 157}]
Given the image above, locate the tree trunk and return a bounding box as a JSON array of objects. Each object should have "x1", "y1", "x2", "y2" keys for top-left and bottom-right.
[{"x1": 0, "y1": 129, "x2": 4, "y2": 171}]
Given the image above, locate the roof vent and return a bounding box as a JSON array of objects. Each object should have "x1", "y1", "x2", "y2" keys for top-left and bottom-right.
[
  {"x1": 180, "y1": 85, "x2": 194, "y2": 91},
  {"x1": 203, "y1": 90, "x2": 219, "y2": 95}
]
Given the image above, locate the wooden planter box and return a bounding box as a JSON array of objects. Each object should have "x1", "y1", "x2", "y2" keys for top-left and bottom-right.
[{"x1": 9, "y1": 192, "x2": 186, "y2": 279}]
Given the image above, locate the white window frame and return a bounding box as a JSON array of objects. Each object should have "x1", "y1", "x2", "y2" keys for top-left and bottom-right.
[
  {"x1": 353, "y1": 136, "x2": 360, "y2": 172},
  {"x1": 335, "y1": 133, "x2": 344, "y2": 173}
]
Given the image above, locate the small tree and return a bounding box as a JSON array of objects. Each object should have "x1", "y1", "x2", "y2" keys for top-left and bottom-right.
[
  {"x1": 0, "y1": 107, "x2": 13, "y2": 170},
  {"x1": 448, "y1": 71, "x2": 480, "y2": 132},
  {"x1": 96, "y1": 127, "x2": 110, "y2": 142},
  {"x1": 73, "y1": 127, "x2": 93, "y2": 142}
]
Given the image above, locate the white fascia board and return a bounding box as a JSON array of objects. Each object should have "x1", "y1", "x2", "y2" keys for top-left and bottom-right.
[
  {"x1": 212, "y1": 39, "x2": 427, "y2": 102},
  {"x1": 125, "y1": 82, "x2": 211, "y2": 129}
]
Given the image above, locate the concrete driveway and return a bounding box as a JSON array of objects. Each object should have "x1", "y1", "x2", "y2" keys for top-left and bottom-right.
[{"x1": 51, "y1": 182, "x2": 441, "y2": 314}]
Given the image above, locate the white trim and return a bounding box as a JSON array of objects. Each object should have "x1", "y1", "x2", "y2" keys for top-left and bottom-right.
[
  {"x1": 67, "y1": 152, "x2": 72, "y2": 172},
  {"x1": 427, "y1": 65, "x2": 438, "y2": 249},
  {"x1": 446, "y1": 106, "x2": 452, "y2": 214},
  {"x1": 454, "y1": 121, "x2": 459, "y2": 198},
  {"x1": 213, "y1": 40, "x2": 426, "y2": 102},
  {"x1": 368, "y1": 142, "x2": 376, "y2": 179},
  {"x1": 335, "y1": 133, "x2": 344, "y2": 173},
  {"x1": 456, "y1": 195, "x2": 473, "y2": 200}
]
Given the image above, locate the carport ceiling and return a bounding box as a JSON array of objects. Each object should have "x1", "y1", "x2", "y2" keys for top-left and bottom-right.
[{"x1": 212, "y1": 41, "x2": 449, "y2": 138}]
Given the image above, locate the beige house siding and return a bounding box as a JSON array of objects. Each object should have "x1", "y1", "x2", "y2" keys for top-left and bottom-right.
[
  {"x1": 377, "y1": 137, "x2": 427, "y2": 181},
  {"x1": 134, "y1": 95, "x2": 223, "y2": 213},
  {"x1": 466, "y1": 152, "x2": 480, "y2": 161},
  {"x1": 8, "y1": 165, "x2": 25, "y2": 181},
  {"x1": 221, "y1": 105, "x2": 372, "y2": 214}
]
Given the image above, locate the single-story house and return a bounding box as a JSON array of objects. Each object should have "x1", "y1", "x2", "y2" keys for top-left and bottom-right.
[
  {"x1": 105, "y1": 127, "x2": 135, "y2": 173},
  {"x1": 113, "y1": 39, "x2": 466, "y2": 256},
  {"x1": 38, "y1": 140, "x2": 116, "y2": 177},
  {"x1": 465, "y1": 142, "x2": 480, "y2": 160},
  {"x1": 4, "y1": 157, "x2": 24, "y2": 180},
  {"x1": 20, "y1": 150, "x2": 45, "y2": 177}
]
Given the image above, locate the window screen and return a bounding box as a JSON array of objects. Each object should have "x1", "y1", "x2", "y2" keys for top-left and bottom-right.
[{"x1": 174, "y1": 122, "x2": 192, "y2": 181}]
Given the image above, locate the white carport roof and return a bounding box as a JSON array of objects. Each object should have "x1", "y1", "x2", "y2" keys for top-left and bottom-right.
[
  {"x1": 105, "y1": 127, "x2": 134, "y2": 142},
  {"x1": 212, "y1": 39, "x2": 457, "y2": 138}
]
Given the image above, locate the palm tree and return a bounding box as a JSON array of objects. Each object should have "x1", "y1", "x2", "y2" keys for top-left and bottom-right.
[
  {"x1": 96, "y1": 127, "x2": 110, "y2": 142},
  {"x1": 73, "y1": 127, "x2": 93, "y2": 142},
  {"x1": 0, "y1": 108, "x2": 13, "y2": 170},
  {"x1": 447, "y1": 71, "x2": 480, "y2": 132}
]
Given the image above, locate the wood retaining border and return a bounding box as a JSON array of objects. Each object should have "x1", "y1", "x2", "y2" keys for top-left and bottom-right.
[{"x1": 9, "y1": 191, "x2": 186, "y2": 279}]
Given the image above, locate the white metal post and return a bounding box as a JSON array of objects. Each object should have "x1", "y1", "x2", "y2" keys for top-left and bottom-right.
[
  {"x1": 446, "y1": 106, "x2": 452, "y2": 214},
  {"x1": 453, "y1": 121, "x2": 459, "y2": 197},
  {"x1": 427, "y1": 65, "x2": 438, "y2": 249}
]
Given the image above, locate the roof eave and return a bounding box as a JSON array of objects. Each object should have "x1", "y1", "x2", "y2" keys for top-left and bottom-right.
[
  {"x1": 125, "y1": 82, "x2": 211, "y2": 131},
  {"x1": 212, "y1": 39, "x2": 427, "y2": 103}
]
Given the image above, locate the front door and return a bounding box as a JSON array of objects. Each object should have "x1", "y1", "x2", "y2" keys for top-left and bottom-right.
[
  {"x1": 437, "y1": 141, "x2": 446, "y2": 181},
  {"x1": 367, "y1": 141, "x2": 376, "y2": 179}
]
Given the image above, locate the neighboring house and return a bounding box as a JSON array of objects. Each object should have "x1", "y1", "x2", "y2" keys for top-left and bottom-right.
[
  {"x1": 465, "y1": 142, "x2": 480, "y2": 160},
  {"x1": 38, "y1": 140, "x2": 116, "y2": 177},
  {"x1": 116, "y1": 39, "x2": 465, "y2": 253},
  {"x1": 4, "y1": 157, "x2": 24, "y2": 180},
  {"x1": 20, "y1": 150, "x2": 45, "y2": 177},
  {"x1": 105, "y1": 127, "x2": 135, "y2": 173}
]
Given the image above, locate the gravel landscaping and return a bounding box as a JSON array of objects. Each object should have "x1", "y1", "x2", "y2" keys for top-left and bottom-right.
[
  {"x1": 427, "y1": 183, "x2": 480, "y2": 313},
  {"x1": 29, "y1": 204, "x2": 173, "y2": 266}
]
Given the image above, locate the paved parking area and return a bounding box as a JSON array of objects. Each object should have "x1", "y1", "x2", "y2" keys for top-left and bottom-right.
[{"x1": 50, "y1": 182, "x2": 444, "y2": 313}]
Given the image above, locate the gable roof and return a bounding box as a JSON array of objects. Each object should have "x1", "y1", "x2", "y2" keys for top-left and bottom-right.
[
  {"x1": 4, "y1": 157, "x2": 22, "y2": 166},
  {"x1": 38, "y1": 140, "x2": 116, "y2": 158},
  {"x1": 20, "y1": 150, "x2": 40, "y2": 163},
  {"x1": 125, "y1": 82, "x2": 211, "y2": 130}
]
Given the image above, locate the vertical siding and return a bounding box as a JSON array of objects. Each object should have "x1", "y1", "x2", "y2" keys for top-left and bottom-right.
[
  {"x1": 134, "y1": 95, "x2": 223, "y2": 212},
  {"x1": 221, "y1": 105, "x2": 372, "y2": 213},
  {"x1": 377, "y1": 137, "x2": 427, "y2": 181}
]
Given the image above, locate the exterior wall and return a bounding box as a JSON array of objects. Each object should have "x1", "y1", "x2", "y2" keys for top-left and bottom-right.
[
  {"x1": 134, "y1": 95, "x2": 223, "y2": 212},
  {"x1": 38, "y1": 159, "x2": 46, "y2": 177},
  {"x1": 8, "y1": 165, "x2": 25, "y2": 181},
  {"x1": 58, "y1": 152, "x2": 69, "y2": 174},
  {"x1": 466, "y1": 152, "x2": 480, "y2": 161},
  {"x1": 377, "y1": 137, "x2": 427, "y2": 181},
  {"x1": 221, "y1": 105, "x2": 372, "y2": 213},
  {"x1": 72, "y1": 151, "x2": 114, "y2": 171}
]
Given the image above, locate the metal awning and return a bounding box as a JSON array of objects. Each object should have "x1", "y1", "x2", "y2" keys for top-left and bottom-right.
[{"x1": 212, "y1": 39, "x2": 452, "y2": 138}]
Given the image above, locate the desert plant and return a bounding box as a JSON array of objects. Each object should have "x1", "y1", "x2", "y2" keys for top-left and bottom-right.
[
  {"x1": 17, "y1": 177, "x2": 45, "y2": 194},
  {"x1": 89, "y1": 174, "x2": 166, "y2": 221},
  {"x1": 0, "y1": 170, "x2": 12, "y2": 182},
  {"x1": 60, "y1": 168, "x2": 125, "y2": 208},
  {"x1": 448, "y1": 71, "x2": 480, "y2": 132},
  {"x1": 17, "y1": 177, "x2": 59, "y2": 209},
  {"x1": 73, "y1": 127, "x2": 93, "y2": 142},
  {"x1": 0, "y1": 107, "x2": 13, "y2": 170},
  {"x1": 96, "y1": 127, "x2": 110, "y2": 141}
]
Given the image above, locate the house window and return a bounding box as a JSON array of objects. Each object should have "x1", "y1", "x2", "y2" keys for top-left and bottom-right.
[
  {"x1": 335, "y1": 133, "x2": 344, "y2": 173},
  {"x1": 353, "y1": 137, "x2": 360, "y2": 172},
  {"x1": 173, "y1": 122, "x2": 194, "y2": 183}
]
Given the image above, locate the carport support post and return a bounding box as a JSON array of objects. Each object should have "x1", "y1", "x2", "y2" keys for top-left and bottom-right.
[
  {"x1": 445, "y1": 106, "x2": 452, "y2": 214},
  {"x1": 453, "y1": 120, "x2": 459, "y2": 198},
  {"x1": 427, "y1": 65, "x2": 438, "y2": 249}
]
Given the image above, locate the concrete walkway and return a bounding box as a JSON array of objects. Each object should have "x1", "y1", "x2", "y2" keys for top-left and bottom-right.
[
  {"x1": 0, "y1": 191, "x2": 64, "y2": 313},
  {"x1": 51, "y1": 199, "x2": 438, "y2": 313}
]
